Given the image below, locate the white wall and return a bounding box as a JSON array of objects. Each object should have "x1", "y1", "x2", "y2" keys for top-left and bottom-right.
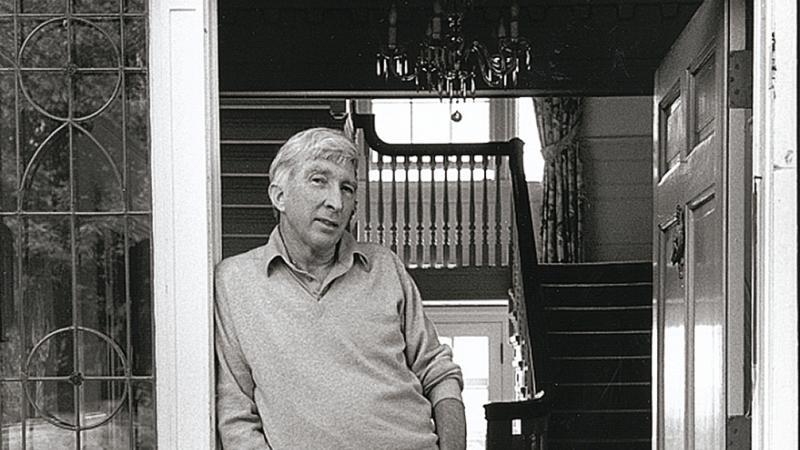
[{"x1": 579, "y1": 96, "x2": 653, "y2": 262}]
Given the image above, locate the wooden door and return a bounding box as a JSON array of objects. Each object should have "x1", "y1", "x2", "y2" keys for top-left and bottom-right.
[{"x1": 652, "y1": 0, "x2": 728, "y2": 448}]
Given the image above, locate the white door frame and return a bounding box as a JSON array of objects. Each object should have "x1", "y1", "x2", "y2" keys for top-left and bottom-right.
[
  {"x1": 143, "y1": 0, "x2": 797, "y2": 448},
  {"x1": 149, "y1": 0, "x2": 221, "y2": 448},
  {"x1": 751, "y1": 0, "x2": 797, "y2": 448}
]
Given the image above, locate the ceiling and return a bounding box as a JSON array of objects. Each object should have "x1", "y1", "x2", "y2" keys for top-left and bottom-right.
[{"x1": 218, "y1": 0, "x2": 704, "y2": 96}]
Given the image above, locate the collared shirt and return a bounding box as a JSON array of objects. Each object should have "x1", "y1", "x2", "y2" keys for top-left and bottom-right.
[{"x1": 215, "y1": 228, "x2": 463, "y2": 450}]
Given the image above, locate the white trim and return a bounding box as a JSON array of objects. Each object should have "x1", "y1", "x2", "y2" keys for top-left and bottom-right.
[
  {"x1": 752, "y1": 0, "x2": 798, "y2": 448},
  {"x1": 149, "y1": 1, "x2": 220, "y2": 449}
]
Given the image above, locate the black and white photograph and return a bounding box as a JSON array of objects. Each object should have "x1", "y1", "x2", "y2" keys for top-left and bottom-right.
[{"x1": 0, "y1": 1, "x2": 796, "y2": 449}]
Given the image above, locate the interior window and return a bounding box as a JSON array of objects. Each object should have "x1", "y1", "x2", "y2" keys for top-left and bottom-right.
[{"x1": 370, "y1": 98, "x2": 543, "y2": 182}]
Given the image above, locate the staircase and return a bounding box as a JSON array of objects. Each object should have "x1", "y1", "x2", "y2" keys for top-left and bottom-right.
[{"x1": 539, "y1": 262, "x2": 652, "y2": 450}]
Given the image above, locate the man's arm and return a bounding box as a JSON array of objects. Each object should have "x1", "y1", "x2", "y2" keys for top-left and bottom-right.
[
  {"x1": 391, "y1": 254, "x2": 466, "y2": 448},
  {"x1": 215, "y1": 265, "x2": 272, "y2": 450},
  {"x1": 433, "y1": 398, "x2": 467, "y2": 450}
]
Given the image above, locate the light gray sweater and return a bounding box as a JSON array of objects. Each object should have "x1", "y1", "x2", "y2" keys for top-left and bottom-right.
[{"x1": 215, "y1": 230, "x2": 463, "y2": 450}]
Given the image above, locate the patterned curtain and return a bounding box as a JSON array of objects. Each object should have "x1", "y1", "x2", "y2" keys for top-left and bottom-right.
[{"x1": 534, "y1": 97, "x2": 585, "y2": 263}]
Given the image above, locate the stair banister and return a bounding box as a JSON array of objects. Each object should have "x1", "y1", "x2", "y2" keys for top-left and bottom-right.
[{"x1": 351, "y1": 113, "x2": 550, "y2": 390}]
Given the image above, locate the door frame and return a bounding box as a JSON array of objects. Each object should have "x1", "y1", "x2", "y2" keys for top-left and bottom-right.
[
  {"x1": 143, "y1": 0, "x2": 796, "y2": 447},
  {"x1": 149, "y1": 0, "x2": 221, "y2": 448},
  {"x1": 751, "y1": 0, "x2": 798, "y2": 448}
]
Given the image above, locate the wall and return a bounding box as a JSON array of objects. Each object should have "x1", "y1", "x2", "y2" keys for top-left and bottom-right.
[{"x1": 579, "y1": 96, "x2": 653, "y2": 261}]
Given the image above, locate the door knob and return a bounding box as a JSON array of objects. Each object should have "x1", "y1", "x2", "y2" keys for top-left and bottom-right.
[{"x1": 670, "y1": 205, "x2": 685, "y2": 279}]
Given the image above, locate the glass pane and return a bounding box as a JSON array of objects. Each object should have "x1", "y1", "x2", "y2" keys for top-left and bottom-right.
[
  {"x1": 0, "y1": 381, "x2": 23, "y2": 450},
  {"x1": 411, "y1": 100, "x2": 450, "y2": 143},
  {"x1": 74, "y1": 0, "x2": 119, "y2": 14},
  {"x1": 82, "y1": 404, "x2": 131, "y2": 450},
  {"x1": 128, "y1": 217, "x2": 151, "y2": 375},
  {"x1": 373, "y1": 99, "x2": 411, "y2": 143},
  {"x1": 76, "y1": 328, "x2": 125, "y2": 378},
  {"x1": 124, "y1": 18, "x2": 146, "y2": 68},
  {"x1": 0, "y1": 19, "x2": 14, "y2": 68},
  {"x1": 451, "y1": 100, "x2": 489, "y2": 143},
  {"x1": 692, "y1": 54, "x2": 716, "y2": 145},
  {"x1": 25, "y1": 381, "x2": 75, "y2": 428},
  {"x1": 76, "y1": 217, "x2": 126, "y2": 354},
  {"x1": 22, "y1": 216, "x2": 72, "y2": 347},
  {"x1": 449, "y1": 335, "x2": 489, "y2": 450},
  {"x1": 74, "y1": 126, "x2": 124, "y2": 211},
  {"x1": 662, "y1": 95, "x2": 683, "y2": 176},
  {"x1": 73, "y1": 73, "x2": 120, "y2": 121},
  {"x1": 21, "y1": 125, "x2": 71, "y2": 212},
  {"x1": 517, "y1": 98, "x2": 544, "y2": 182},
  {"x1": 25, "y1": 411, "x2": 76, "y2": 447},
  {"x1": 0, "y1": 74, "x2": 16, "y2": 210},
  {"x1": 125, "y1": 73, "x2": 149, "y2": 212},
  {"x1": 19, "y1": 1, "x2": 65, "y2": 14},
  {"x1": 132, "y1": 381, "x2": 154, "y2": 449},
  {"x1": 19, "y1": 103, "x2": 61, "y2": 170},
  {"x1": 26, "y1": 329, "x2": 73, "y2": 377},
  {"x1": 72, "y1": 19, "x2": 119, "y2": 69},
  {"x1": 80, "y1": 88, "x2": 123, "y2": 168},
  {"x1": 124, "y1": 0, "x2": 145, "y2": 13},
  {"x1": 1, "y1": 218, "x2": 20, "y2": 377},
  {"x1": 452, "y1": 336, "x2": 489, "y2": 378},
  {"x1": 19, "y1": 20, "x2": 68, "y2": 69},
  {"x1": 19, "y1": 71, "x2": 69, "y2": 120},
  {"x1": 80, "y1": 379, "x2": 126, "y2": 428},
  {"x1": 4, "y1": 4, "x2": 153, "y2": 447}
]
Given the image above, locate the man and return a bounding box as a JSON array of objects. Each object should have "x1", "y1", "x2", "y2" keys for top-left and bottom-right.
[{"x1": 215, "y1": 127, "x2": 466, "y2": 449}]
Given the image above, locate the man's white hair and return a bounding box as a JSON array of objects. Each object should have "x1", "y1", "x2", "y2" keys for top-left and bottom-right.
[{"x1": 269, "y1": 127, "x2": 359, "y2": 188}]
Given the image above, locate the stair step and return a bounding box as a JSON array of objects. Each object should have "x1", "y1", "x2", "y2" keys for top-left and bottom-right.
[
  {"x1": 549, "y1": 410, "x2": 651, "y2": 440},
  {"x1": 545, "y1": 307, "x2": 652, "y2": 332},
  {"x1": 553, "y1": 383, "x2": 651, "y2": 410},
  {"x1": 538, "y1": 261, "x2": 651, "y2": 284},
  {"x1": 541, "y1": 283, "x2": 652, "y2": 307},
  {"x1": 548, "y1": 438, "x2": 650, "y2": 450},
  {"x1": 220, "y1": 108, "x2": 343, "y2": 140},
  {"x1": 547, "y1": 332, "x2": 651, "y2": 357},
  {"x1": 550, "y1": 356, "x2": 650, "y2": 384}
]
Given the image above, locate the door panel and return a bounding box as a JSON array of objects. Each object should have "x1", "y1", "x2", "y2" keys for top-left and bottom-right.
[
  {"x1": 653, "y1": 0, "x2": 727, "y2": 448},
  {"x1": 687, "y1": 192, "x2": 725, "y2": 449},
  {"x1": 659, "y1": 220, "x2": 687, "y2": 449}
]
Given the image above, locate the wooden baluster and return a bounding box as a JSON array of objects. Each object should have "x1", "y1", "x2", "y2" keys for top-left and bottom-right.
[
  {"x1": 482, "y1": 154, "x2": 490, "y2": 266},
  {"x1": 508, "y1": 196, "x2": 515, "y2": 269},
  {"x1": 455, "y1": 155, "x2": 463, "y2": 267},
  {"x1": 416, "y1": 155, "x2": 424, "y2": 264},
  {"x1": 442, "y1": 155, "x2": 450, "y2": 266},
  {"x1": 377, "y1": 154, "x2": 385, "y2": 245},
  {"x1": 390, "y1": 156, "x2": 398, "y2": 253},
  {"x1": 495, "y1": 155, "x2": 504, "y2": 266},
  {"x1": 364, "y1": 149, "x2": 372, "y2": 243},
  {"x1": 429, "y1": 156, "x2": 437, "y2": 266},
  {"x1": 468, "y1": 154, "x2": 476, "y2": 266},
  {"x1": 403, "y1": 156, "x2": 411, "y2": 265}
]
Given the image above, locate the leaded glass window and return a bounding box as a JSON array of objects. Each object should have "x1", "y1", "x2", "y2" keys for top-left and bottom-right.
[{"x1": 0, "y1": 1, "x2": 154, "y2": 448}]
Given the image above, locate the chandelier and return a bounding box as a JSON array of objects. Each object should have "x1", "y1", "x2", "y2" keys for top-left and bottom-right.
[{"x1": 377, "y1": 0, "x2": 531, "y2": 100}]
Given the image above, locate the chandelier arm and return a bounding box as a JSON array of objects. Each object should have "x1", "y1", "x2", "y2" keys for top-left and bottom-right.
[{"x1": 468, "y1": 41, "x2": 519, "y2": 87}]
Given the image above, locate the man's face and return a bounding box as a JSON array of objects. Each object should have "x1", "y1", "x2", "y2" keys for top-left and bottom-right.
[{"x1": 273, "y1": 157, "x2": 357, "y2": 259}]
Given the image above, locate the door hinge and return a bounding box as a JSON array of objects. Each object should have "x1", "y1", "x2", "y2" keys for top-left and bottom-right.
[{"x1": 729, "y1": 50, "x2": 753, "y2": 108}]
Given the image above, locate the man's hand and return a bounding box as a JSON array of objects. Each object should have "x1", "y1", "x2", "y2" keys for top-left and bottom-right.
[{"x1": 433, "y1": 398, "x2": 466, "y2": 450}]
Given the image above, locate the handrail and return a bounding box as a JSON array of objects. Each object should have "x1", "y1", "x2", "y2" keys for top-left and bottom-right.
[{"x1": 351, "y1": 113, "x2": 550, "y2": 393}]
